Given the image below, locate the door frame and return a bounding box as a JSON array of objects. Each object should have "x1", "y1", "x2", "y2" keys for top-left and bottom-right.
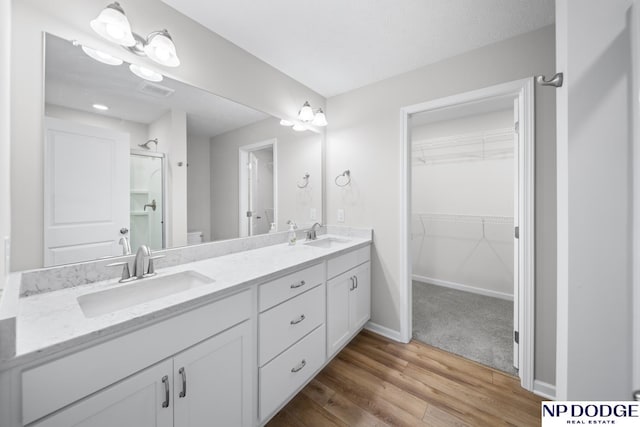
[
  {"x1": 238, "y1": 139, "x2": 277, "y2": 237},
  {"x1": 399, "y1": 78, "x2": 535, "y2": 390}
]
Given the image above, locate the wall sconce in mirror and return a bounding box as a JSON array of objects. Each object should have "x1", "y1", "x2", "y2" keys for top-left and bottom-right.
[
  {"x1": 297, "y1": 101, "x2": 328, "y2": 127},
  {"x1": 335, "y1": 170, "x2": 351, "y2": 187},
  {"x1": 91, "y1": 2, "x2": 181, "y2": 67},
  {"x1": 297, "y1": 173, "x2": 310, "y2": 189},
  {"x1": 129, "y1": 63, "x2": 163, "y2": 82}
]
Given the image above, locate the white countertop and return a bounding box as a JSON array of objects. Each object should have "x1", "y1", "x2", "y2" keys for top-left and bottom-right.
[{"x1": 8, "y1": 234, "x2": 371, "y2": 367}]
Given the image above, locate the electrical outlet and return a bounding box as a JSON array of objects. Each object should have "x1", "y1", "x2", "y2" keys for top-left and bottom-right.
[
  {"x1": 337, "y1": 209, "x2": 345, "y2": 223},
  {"x1": 310, "y1": 208, "x2": 317, "y2": 221}
]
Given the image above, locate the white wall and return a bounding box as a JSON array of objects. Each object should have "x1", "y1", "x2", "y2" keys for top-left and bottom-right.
[
  {"x1": 9, "y1": 0, "x2": 324, "y2": 271},
  {"x1": 187, "y1": 134, "x2": 211, "y2": 241},
  {"x1": 44, "y1": 104, "x2": 149, "y2": 148},
  {"x1": 556, "y1": 0, "x2": 635, "y2": 400},
  {"x1": 0, "y1": 0, "x2": 11, "y2": 290},
  {"x1": 411, "y1": 110, "x2": 514, "y2": 296},
  {"x1": 326, "y1": 26, "x2": 557, "y2": 385},
  {"x1": 210, "y1": 118, "x2": 322, "y2": 241}
]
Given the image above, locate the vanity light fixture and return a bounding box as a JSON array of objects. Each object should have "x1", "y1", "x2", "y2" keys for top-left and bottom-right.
[
  {"x1": 292, "y1": 123, "x2": 306, "y2": 132},
  {"x1": 297, "y1": 101, "x2": 328, "y2": 127},
  {"x1": 92, "y1": 103, "x2": 109, "y2": 111},
  {"x1": 80, "y1": 45, "x2": 123, "y2": 66},
  {"x1": 91, "y1": 2, "x2": 181, "y2": 67},
  {"x1": 279, "y1": 119, "x2": 294, "y2": 127},
  {"x1": 129, "y1": 63, "x2": 163, "y2": 82}
]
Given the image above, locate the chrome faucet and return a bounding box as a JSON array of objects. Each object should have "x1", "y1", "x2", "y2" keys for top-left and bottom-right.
[
  {"x1": 306, "y1": 223, "x2": 323, "y2": 241},
  {"x1": 133, "y1": 245, "x2": 151, "y2": 279}
]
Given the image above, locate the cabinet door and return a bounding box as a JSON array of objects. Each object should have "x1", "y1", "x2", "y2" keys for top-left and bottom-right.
[
  {"x1": 350, "y1": 262, "x2": 371, "y2": 331},
  {"x1": 32, "y1": 359, "x2": 173, "y2": 427},
  {"x1": 326, "y1": 271, "x2": 352, "y2": 357},
  {"x1": 173, "y1": 320, "x2": 253, "y2": 427}
]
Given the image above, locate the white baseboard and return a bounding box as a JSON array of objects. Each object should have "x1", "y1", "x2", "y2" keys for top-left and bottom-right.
[
  {"x1": 364, "y1": 321, "x2": 405, "y2": 343},
  {"x1": 533, "y1": 380, "x2": 556, "y2": 400},
  {"x1": 413, "y1": 274, "x2": 514, "y2": 301}
]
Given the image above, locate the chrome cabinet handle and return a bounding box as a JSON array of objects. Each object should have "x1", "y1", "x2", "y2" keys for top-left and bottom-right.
[
  {"x1": 291, "y1": 359, "x2": 306, "y2": 373},
  {"x1": 161, "y1": 375, "x2": 170, "y2": 408},
  {"x1": 179, "y1": 367, "x2": 187, "y2": 398},
  {"x1": 349, "y1": 276, "x2": 355, "y2": 291},
  {"x1": 290, "y1": 280, "x2": 306, "y2": 289},
  {"x1": 290, "y1": 314, "x2": 306, "y2": 325},
  {"x1": 354, "y1": 275, "x2": 358, "y2": 289}
]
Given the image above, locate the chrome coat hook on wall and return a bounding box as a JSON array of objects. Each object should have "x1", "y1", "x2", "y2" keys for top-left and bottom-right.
[
  {"x1": 297, "y1": 173, "x2": 310, "y2": 189},
  {"x1": 536, "y1": 73, "x2": 564, "y2": 88},
  {"x1": 335, "y1": 170, "x2": 351, "y2": 187}
]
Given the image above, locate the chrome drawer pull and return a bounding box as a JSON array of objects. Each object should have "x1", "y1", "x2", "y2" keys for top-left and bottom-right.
[
  {"x1": 290, "y1": 314, "x2": 306, "y2": 325},
  {"x1": 161, "y1": 375, "x2": 170, "y2": 408},
  {"x1": 291, "y1": 359, "x2": 307, "y2": 373},
  {"x1": 179, "y1": 367, "x2": 187, "y2": 398},
  {"x1": 349, "y1": 276, "x2": 355, "y2": 291},
  {"x1": 290, "y1": 280, "x2": 306, "y2": 289},
  {"x1": 354, "y1": 275, "x2": 359, "y2": 289}
]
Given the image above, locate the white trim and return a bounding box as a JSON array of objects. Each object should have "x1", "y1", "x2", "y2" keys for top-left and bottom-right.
[
  {"x1": 413, "y1": 275, "x2": 514, "y2": 301},
  {"x1": 533, "y1": 380, "x2": 556, "y2": 400},
  {"x1": 238, "y1": 139, "x2": 278, "y2": 238},
  {"x1": 400, "y1": 78, "x2": 536, "y2": 391},
  {"x1": 364, "y1": 321, "x2": 403, "y2": 342},
  {"x1": 631, "y1": 0, "x2": 640, "y2": 396}
]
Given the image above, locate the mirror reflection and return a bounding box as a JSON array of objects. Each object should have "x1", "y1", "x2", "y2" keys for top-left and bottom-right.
[{"x1": 39, "y1": 33, "x2": 322, "y2": 268}]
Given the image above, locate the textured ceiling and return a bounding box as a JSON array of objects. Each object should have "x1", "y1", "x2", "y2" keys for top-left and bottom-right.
[{"x1": 161, "y1": 0, "x2": 555, "y2": 97}]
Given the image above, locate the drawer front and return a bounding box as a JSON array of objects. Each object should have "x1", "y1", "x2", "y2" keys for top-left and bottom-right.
[
  {"x1": 259, "y1": 263, "x2": 324, "y2": 311},
  {"x1": 22, "y1": 289, "x2": 252, "y2": 425},
  {"x1": 259, "y1": 325, "x2": 326, "y2": 421},
  {"x1": 259, "y1": 284, "x2": 325, "y2": 366},
  {"x1": 327, "y1": 245, "x2": 370, "y2": 280}
]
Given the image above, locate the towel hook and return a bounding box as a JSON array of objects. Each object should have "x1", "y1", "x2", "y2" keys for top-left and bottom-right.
[
  {"x1": 335, "y1": 170, "x2": 351, "y2": 187},
  {"x1": 535, "y1": 73, "x2": 563, "y2": 88},
  {"x1": 297, "y1": 173, "x2": 310, "y2": 189}
]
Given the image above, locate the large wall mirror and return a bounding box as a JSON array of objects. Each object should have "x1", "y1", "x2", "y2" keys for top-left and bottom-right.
[{"x1": 26, "y1": 33, "x2": 322, "y2": 268}]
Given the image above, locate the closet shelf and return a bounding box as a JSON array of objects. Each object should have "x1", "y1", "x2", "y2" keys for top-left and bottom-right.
[{"x1": 412, "y1": 127, "x2": 514, "y2": 166}]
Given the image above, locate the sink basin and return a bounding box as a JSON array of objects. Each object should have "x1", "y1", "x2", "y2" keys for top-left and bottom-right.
[
  {"x1": 303, "y1": 237, "x2": 351, "y2": 249},
  {"x1": 78, "y1": 270, "x2": 215, "y2": 318}
]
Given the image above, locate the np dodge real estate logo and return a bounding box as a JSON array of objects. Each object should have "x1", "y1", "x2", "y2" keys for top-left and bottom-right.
[{"x1": 542, "y1": 402, "x2": 640, "y2": 426}]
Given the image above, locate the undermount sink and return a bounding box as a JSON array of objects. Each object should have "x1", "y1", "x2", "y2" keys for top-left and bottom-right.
[
  {"x1": 303, "y1": 237, "x2": 351, "y2": 248},
  {"x1": 77, "y1": 270, "x2": 215, "y2": 318}
]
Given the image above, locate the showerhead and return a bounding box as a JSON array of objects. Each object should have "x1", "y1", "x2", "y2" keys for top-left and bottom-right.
[{"x1": 139, "y1": 138, "x2": 158, "y2": 150}]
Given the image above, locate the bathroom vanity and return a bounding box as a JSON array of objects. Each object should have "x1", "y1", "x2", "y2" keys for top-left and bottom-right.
[{"x1": 0, "y1": 229, "x2": 372, "y2": 426}]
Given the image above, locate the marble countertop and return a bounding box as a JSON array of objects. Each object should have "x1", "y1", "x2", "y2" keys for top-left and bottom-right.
[{"x1": 5, "y1": 234, "x2": 371, "y2": 368}]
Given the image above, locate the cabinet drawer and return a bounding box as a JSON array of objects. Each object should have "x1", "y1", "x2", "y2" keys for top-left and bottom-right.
[
  {"x1": 22, "y1": 289, "x2": 252, "y2": 425},
  {"x1": 259, "y1": 325, "x2": 326, "y2": 421},
  {"x1": 259, "y1": 284, "x2": 325, "y2": 365},
  {"x1": 327, "y1": 245, "x2": 370, "y2": 279},
  {"x1": 259, "y1": 263, "x2": 324, "y2": 311}
]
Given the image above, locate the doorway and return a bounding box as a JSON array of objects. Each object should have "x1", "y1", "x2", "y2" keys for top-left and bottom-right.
[
  {"x1": 129, "y1": 150, "x2": 166, "y2": 251},
  {"x1": 400, "y1": 78, "x2": 535, "y2": 390},
  {"x1": 238, "y1": 139, "x2": 277, "y2": 237}
]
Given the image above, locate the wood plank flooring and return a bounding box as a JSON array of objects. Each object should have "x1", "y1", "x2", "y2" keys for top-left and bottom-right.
[{"x1": 267, "y1": 330, "x2": 544, "y2": 426}]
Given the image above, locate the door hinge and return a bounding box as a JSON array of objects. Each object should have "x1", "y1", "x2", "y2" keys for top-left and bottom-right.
[
  {"x1": 246, "y1": 211, "x2": 253, "y2": 218},
  {"x1": 514, "y1": 121, "x2": 519, "y2": 134},
  {"x1": 514, "y1": 331, "x2": 519, "y2": 344},
  {"x1": 514, "y1": 226, "x2": 519, "y2": 239}
]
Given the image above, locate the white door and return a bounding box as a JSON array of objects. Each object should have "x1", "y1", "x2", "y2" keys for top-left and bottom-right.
[
  {"x1": 44, "y1": 118, "x2": 129, "y2": 266},
  {"x1": 350, "y1": 262, "x2": 371, "y2": 331},
  {"x1": 327, "y1": 270, "x2": 351, "y2": 357},
  {"x1": 173, "y1": 321, "x2": 253, "y2": 427},
  {"x1": 512, "y1": 99, "x2": 520, "y2": 370},
  {"x1": 32, "y1": 359, "x2": 173, "y2": 427}
]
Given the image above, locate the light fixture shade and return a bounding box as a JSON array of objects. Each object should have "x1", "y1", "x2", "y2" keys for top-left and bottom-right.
[
  {"x1": 144, "y1": 30, "x2": 180, "y2": 67},
  {"x1": 292, "y1": 123, "x2": 306, "y2": 132},
  {"x1": 81, "y1": 45, "x2": 123, "y2": 66},
  {"x1": 129, "y1": 63, "x2": 163, "y2": 82},
  {"x1": 279, "y1": 119, "x2": 294, "y2": 127},
  {"x1": 311, "y1": 108, "x2": 328, "y2": 126},
  {"x1": 298, "y1": 101, "x2": 315, "y2": 122},
  {"x1": 90, "y1": 2, "x2": 135, "y2": 47}
]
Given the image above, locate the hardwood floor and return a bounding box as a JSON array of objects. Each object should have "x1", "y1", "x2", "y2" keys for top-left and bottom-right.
[{"x1": 267, "y1": 330, "x2": 544, "y2": 426}]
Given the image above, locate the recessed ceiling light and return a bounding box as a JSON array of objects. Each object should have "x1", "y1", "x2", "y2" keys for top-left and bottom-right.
[
  {"x1": 129, "y1": 63, "x2": 163, "y2": 82},
  {"x1": 92, "y1": 103, "x2": 109, "y2": 111}
]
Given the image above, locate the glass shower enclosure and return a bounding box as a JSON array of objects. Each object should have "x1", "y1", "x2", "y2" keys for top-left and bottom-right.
[{"x1": 129, "y1": 151, "x2": 165, "y2": 251}]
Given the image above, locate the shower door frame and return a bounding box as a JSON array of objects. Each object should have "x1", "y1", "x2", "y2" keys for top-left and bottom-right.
[
  {"x1": 399, "y1": 78, "x2": 536, "y2": 392},
  {"x1": 130, "y1": 149, "x2": 167, "y2": 250}
]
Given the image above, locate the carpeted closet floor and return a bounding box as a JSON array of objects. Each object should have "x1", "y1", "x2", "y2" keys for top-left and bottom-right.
[{"x1": 412, "y1": 281, "x2": 517, "y2": 375}]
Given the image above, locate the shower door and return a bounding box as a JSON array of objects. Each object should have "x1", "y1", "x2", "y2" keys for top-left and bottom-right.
[{"x1": 130, "y1": 151, "x2": 166, "y2": 251}]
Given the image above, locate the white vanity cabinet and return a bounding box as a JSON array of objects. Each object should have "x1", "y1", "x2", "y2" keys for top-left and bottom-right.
[
  {"x1": 22, "y1": 289, "x2": 254, "y2": 427},
  {"x1": 326, "y1": 246, "x2": 371, "y2": 358}
]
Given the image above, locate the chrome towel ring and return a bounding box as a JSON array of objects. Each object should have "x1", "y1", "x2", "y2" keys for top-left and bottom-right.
[{"x1": 335, "y1": 170, "x2": 351, "y2": 187}]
